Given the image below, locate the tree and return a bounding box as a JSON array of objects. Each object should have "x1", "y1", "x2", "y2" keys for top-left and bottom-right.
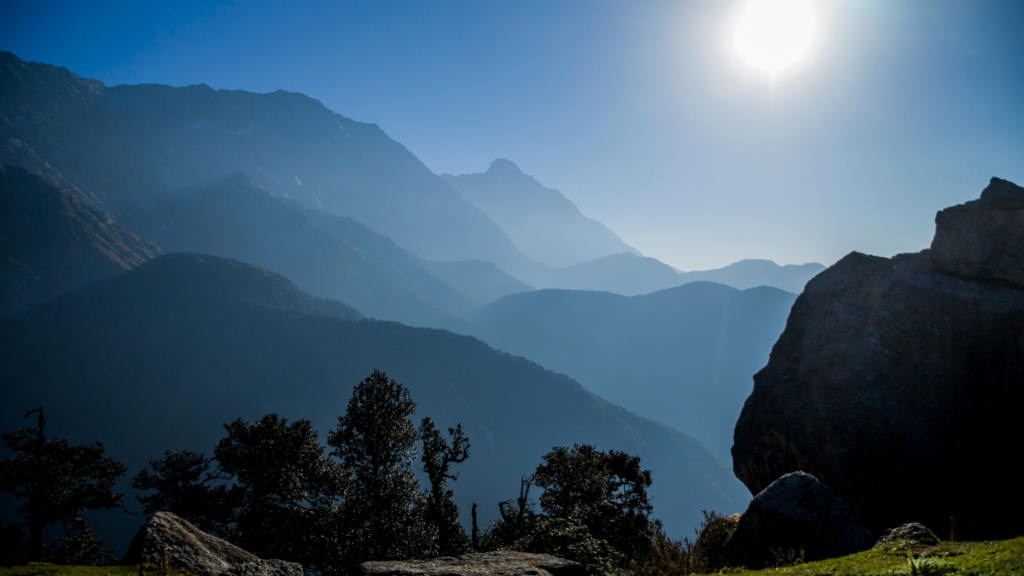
[
  {"x1": 0, "y1": 408, "x2": 125, "y2": 564},
  {"x1": 419, "y1": 418, "x2": 471, "y2": 556},
  {"x1": 215, "y1": 414, "x2": 347, "y2": 573},
  {"x1": 328, "y1": 370, "x2": 428, "y2": 563},
  {"x1": 482, "y1": 473, "x2": 539, "y2": 548},
  {"x1": 131, "y1": 450, "x2": 237, "y2": 539},
  {"x1": 534, "y1": 444, "x2": 659, "y2": 563}
]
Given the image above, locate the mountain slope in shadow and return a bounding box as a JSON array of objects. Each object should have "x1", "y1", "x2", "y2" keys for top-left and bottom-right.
[
  {"x1": 157, "y1": 173, "x2": 470, "y2": 328},
  {"x1": 0, "y1": 162, "x2": 158, "y2": 315},
  {"x1": 0, "y1": 252, "x2": 748, "y2": 552},
  {"x1": 466, "y1": 282, "x2": 797, "y2": 459},
  {"x1": 443, "y1": 159, "x2": 640, "y2": 268}
]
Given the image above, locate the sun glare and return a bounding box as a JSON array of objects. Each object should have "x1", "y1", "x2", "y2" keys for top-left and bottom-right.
[{"x1": 734, "y1": 0, "x2": 817, "y2": 77}]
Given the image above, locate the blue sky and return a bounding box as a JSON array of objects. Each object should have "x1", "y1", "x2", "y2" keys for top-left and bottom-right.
[{"x1": 3, "y1": 0, "x2": 1023, "y2": 269}]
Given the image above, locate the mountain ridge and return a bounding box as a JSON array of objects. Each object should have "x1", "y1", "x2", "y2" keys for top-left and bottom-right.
[
  {"x1": 465, "y1": 281, "x2": 797, "y2": 459},
  {"x1": 0, "y1": 162, "x2": 159, "y2": 315},
  {"x1": 0, "y1": 51, "x2": 536, "y2": 272},
  {"x1": 443, "y1": 159, "x2": 641, "y2": 268},
  {"x1": 0, "y1": 252, "x2": 748, "y2": 553},
  {"x1": 156, "y1": 172, "x2": 471, "y2": 328}
]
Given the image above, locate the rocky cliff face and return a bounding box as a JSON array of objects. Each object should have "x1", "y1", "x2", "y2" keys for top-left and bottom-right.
[{"x1": 731, "y1": 178, "x2": 1024, "y2": 540}]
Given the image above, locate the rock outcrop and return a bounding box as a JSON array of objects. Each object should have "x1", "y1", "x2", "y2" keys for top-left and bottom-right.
[
  {"x1": 359, "y1": 551, "x2": 585, "y2": 576},
  {"x1": 874, "y1": 523, "x2": 939, "y2": 549},
  {"x1": 122, "y1": 512, "x2": 302, "y2": 576},
  {"x1": 931, "y1": 177, "x2": 1024, "y2": 286},
  {"x1": 723, "y1": 472, "x2": 871, "y2": 566},
  {"x1": 732, "y1": 177, "x2": 1024, "y2": 540}
]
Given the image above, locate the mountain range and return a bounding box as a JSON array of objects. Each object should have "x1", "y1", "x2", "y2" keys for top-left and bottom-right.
[
  {"x1": 0, "y1": 52, "x2": 820, "y2": 299},
  {"x1": 466, "y1": 283, "x2": 797, "y2": 459},
  {"x1": 0, "y1": 252, "x2": 748, "y2": 552},
  {"x1": 0, "y1": 52, "x2": 827, "y2": 547},
  {"x1": 0, "y1": 51, "x2": 528, "y2": 271},
  {"x1": 157, "y1": 172, "x2": 474, "y2": 328}
]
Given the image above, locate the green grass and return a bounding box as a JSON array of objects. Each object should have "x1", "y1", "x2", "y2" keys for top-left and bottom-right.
[
  {"x1": 0, "y1": 564, "x2": 194, "y2": 576},
  {"x1": 722, "y1": 537, "x2": 1024, "y2": 576}
]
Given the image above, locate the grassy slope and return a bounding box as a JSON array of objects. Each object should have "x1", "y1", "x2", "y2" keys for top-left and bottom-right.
[{"x1": 726, "y1": 538, "x2": 1024, "y2": 576}]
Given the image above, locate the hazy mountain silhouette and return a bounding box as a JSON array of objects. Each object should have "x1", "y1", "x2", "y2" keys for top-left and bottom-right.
[
  {"x1": 677, "y1": 259, "x2": 825, "y2": 294},
  {"x1": 540, "y1": 253, "x2": 681, "y2": 295},
  {"x1": 287, "y1": 201, "x2": 480, "y2": 316},
  {"x1": 515, "y1": 252, "x2": 824, "y2": 297},
  {"x1": 157, "y1": 173, "x2": 472, "y2": 328},
  {"x1": 0, "y1": 162, "x2": 158, "y2": 315},
  {"x1": 420, "y1": 259, "x2": 535, "y2": 304},
  {"x1": 0, "y1": 252, "x2": 748, "y2": 551},
  {"x1": 443, "y1": 159, "x2": 641, "y2": 268},
  {"x1": 466, "y1": 282, "x2": 797, "y2": 459},
  {"x1": 0, "y1": 52, "x2": 534, "y2": 271}
]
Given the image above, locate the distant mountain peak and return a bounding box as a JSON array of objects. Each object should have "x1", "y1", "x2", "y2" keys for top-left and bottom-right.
[
  {"x1": 444, "y1": 160, "x2": 641, "y2": 268},
  {"x1": 487, "y1": 158, "x2": 524, "y2": 176}
]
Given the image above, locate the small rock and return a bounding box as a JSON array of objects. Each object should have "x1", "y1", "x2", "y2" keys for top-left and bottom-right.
[
  {"x1": 122, "y1": 511, "x2": 302, "y2": 576},
  {"x1": 874, "y1": 523, "x2": 939, "y2": 548},
  {"x1": 723, "y1": 472, "x2": 872, "y2": 567},
  {"x1": 359, "y1": 550, "x2": 585, "y2": 576}
]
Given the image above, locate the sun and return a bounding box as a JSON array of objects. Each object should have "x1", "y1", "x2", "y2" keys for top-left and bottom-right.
[{"x1": 733, "y1": 0, "x2": 817, "y2": 77}]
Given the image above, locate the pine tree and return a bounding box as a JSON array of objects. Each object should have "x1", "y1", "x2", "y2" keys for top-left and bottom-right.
[
  {"x1": 328, "y1": 370, "x2": 429, "y2": 563},
  {"x1": 419, "y1": 418, "x2": 471, "y2": 556}
]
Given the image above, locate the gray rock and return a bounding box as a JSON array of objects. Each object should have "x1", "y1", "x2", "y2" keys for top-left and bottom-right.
[
  {"x1": 874, "y1": 523, "x2": 939, "y2": 548},
  {"x1": 359, "y1": 551, "x2": 584, "y2": 576},
  {"x1": 122, "y1": 511, "x2": 302, "y2": 576},
  {"x1": 980, "y1": 177, "x2": 1024, "y2": 210},
  {"x1": 931, "y1": 177, "x2": 1024, "y2": 286},
  {"x1": 732, "y1": 241, "x2": 1024, "y2": 538},
  {"x1": 723, "y1": 472, "x2": 872, "y2": 566}
]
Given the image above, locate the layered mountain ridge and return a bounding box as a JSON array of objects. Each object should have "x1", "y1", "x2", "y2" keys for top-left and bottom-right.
[
  {"x1": 0, "y1": 252, "x2": 748, "y2": 551},
  {"x1": 0, "y1": 51, "x2": 530, "y2": 270},
  {"x1": 466, "y1": 282, "x2": 797, "y2": 459}
]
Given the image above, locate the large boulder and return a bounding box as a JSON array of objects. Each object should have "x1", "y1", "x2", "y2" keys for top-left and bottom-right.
[
  {"x1": 359, "y1": 551, "x2": 584, "y2": 576},
  {"x1": 874, "y1": 523, "x2": 939, "y2": 549},
  {"x1": 122, "y1": 511, "x2": 302, "y2": 576},
  {"x1": 723, "y1": 472, "x2": 871, "y2": 566},
  {"x1": 732, "y1": 178, "x2": 1024, "y2": 540},
  {"x1": 931, "y1": 177, "x2": 1024, "y2": 286}
]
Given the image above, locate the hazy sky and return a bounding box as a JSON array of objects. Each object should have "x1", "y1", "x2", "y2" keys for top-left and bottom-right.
[{"x1": 3, "y1": 0, "x2": 1023, "y2": 270}]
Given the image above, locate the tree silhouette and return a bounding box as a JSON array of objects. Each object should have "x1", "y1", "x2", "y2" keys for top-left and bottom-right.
[
  {"x1": 328, "y1": 370, "x2": 429, "y2": 563},
  {"x1": 535, "y1": 444, "x2": 659, "y2": 562},
  {"x1": 420, "y1": 418, "x2": 471, "y2": 556},
  {"x1": 215, "y1": 414, "x2": 347, "y2": 573},
  {"x1": 0, "y1": 408, "x2": 125, "y2": 564},
  {"x1": 131, "y1": 450, "x2": 237, "y2": 539}
]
